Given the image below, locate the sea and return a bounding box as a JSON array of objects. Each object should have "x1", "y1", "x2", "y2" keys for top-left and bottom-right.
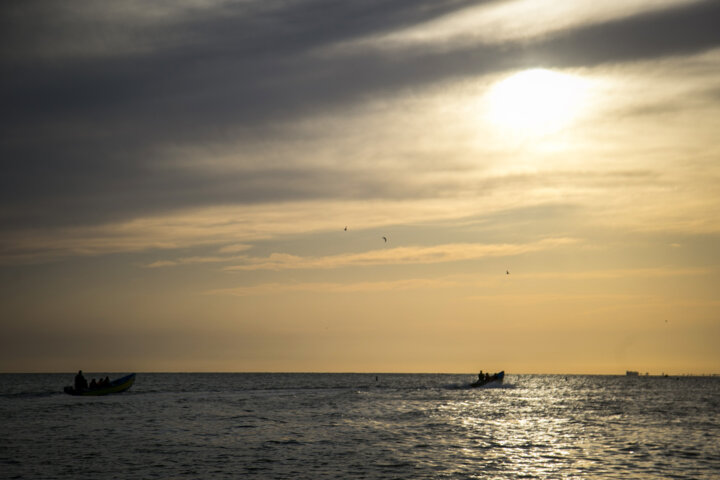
[{"x1": 1, "y1": 373, "x2": 718, "y2": 479}]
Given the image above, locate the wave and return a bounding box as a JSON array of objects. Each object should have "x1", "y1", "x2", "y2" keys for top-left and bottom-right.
[
  {"x1": 0, "y1": 390, "x2": 63, "y2": 399},
  {"x1": 443, "y1": 382, "x2": 516, "y2": 390}
]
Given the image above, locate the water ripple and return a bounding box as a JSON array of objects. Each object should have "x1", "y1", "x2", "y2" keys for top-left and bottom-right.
[{"x1": 1, "y1": 373, "x2": 718, "y2": 479}]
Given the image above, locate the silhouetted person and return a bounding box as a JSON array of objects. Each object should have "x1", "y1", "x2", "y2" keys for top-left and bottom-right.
[
  {"x1": 478, "y1": 371, "x2": 484, "y2": 382},
  {"x1": 102, "y1": 376, "x2": 110, "y2": 387},
  {"x1": 74, "y1": 370, "x2": 88, "y2": 391},
  {"x1": 90, "y1": 378, "x2": 98, "y2": 389}
]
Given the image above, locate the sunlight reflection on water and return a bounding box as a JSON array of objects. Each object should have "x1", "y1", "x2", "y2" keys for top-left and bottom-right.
[{"x1": 1, "y1": 373, "x2": 718, "y2": 479}]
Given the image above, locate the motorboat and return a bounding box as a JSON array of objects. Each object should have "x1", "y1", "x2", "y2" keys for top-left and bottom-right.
[
  {"x1": 64, "y1": 373, "x2": 135, "y2": 396},
  {"x1": 470, "y1": 371, "x2": 504, "y2": 388}
]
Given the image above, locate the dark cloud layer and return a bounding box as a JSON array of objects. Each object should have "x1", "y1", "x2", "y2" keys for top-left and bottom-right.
[{"x1": 2, "y1": 0, "x2": 720, "y2": 230}]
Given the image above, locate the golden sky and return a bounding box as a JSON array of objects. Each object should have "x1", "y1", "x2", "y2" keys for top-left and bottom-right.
[{"x1": 1, "y1": 0, "x2": 719, "y2": 373}]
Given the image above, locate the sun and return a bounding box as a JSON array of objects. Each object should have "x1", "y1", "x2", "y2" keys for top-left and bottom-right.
[{"x1": 485, "y1": 68, "x2": 588, "y2": 135}]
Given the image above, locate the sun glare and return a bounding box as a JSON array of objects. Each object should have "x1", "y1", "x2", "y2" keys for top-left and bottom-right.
[{"x1": 486, "y1": 69, "x2": 588, "y2": 135}]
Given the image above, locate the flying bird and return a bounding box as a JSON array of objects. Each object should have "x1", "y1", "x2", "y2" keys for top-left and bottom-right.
[
  {"x1": 344, "y1": 226, "x2": 347, "y2": 231},
  {"x1": 506, "y1": 270, "x2": 510, "y2": 275},
  {"x1": 382, "y1": 236, "x2": 387, "y2": 243}
]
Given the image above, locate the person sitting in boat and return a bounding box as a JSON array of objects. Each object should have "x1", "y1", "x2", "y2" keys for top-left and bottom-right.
[
  {"x1": 478, "y1": 370, "x2": 484, "y2": 382},
  {"x1": 101, "y1": 376, "x2": 110, "y2": 387},
  {"x1": 89, "y1": 378, "x2": 98, "y2": 389},
  {"x1": 74, "y1": 370, "x2": 88, "y2": 391}
]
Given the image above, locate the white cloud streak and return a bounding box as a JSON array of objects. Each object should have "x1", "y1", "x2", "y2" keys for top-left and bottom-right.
[
  {"x1": 224, "y1": 238, "x2": 578, "y2": 271},
  {"x1": 209, "y1": 266, "x2": 713, "y2": 297},
  {"x1": 332, "y1": 0, "x2": 701, "y2": 53}
]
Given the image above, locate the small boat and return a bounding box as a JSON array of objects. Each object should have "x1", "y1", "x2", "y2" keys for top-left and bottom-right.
[
  {"x1": 64, "y1": 373, "x2": 136, "y2": 396},
  {"x1": 470, "y1": 371, "x2": 504, "y2": 388}
]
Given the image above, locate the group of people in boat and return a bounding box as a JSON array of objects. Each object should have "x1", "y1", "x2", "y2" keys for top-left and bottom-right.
[
  {"x1": 74, "y1": 370, "x2": 110, "y2": 391},
  {"x1": 477, "y1": 370, "x2": 500, "y2": 383}
]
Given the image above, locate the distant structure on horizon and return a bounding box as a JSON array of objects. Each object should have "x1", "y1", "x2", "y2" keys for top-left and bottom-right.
[{"x1": 626, "y1": 370, "x2": 639, "y2": 376}]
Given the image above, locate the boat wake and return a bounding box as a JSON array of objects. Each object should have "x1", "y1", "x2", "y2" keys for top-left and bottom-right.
[
  {"x1": 443, "y1": 383, "x2": 515, "y2": 390},
  {"x1": 478, "y1": 383, "x2": 515, "y2": 389}
]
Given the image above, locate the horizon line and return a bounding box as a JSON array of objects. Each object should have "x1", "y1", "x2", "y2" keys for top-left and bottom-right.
[{"x1": 2, "y1": 371, "x2": 718, "y2": 376}]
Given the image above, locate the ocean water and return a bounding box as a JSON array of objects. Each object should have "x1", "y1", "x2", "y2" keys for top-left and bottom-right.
[{"x1": 1, "y1": 373, "x2": 718, "y2": 479}]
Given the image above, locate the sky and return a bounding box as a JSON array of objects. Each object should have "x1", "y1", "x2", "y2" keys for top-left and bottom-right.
[{"x1": 2, "y1": 0, "x2": 720, "y2": 374}]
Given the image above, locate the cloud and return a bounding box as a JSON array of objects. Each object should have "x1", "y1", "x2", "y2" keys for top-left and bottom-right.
[
  {"x1": 144, "y1": 260, "x2": 180, "y2": 269},
  {"x1": 208, "y1": 266, "x2": 713, "y2": 297},
  {"x1": 336, "y1": 0, "x2": 702, "y2": 53},
  {"x1": 217, "y1": 244, "x2": 252, "y2": 254},
  {"x1": 144, "y1": 255, "x2": 247, "y2": 269},
  {"x1": 224, "y1": 237, "x2": 578, "y2": 271},
  {"x1": 3, "y1": 147, "x2": 720, "y2": 265},
  {"x1": 208, "y1": 277, "x2": 463, "y2": 297},
  {"x1": 516, "y1": 267, "x2": 713, "y2": 280},
  {"x1": 0, "y1": 198, "x2": 494, "y2": 264},
  {"x1": 141, "y1": 243, "x2": 249, "y2": 268},
  {"x1": 2, "y1": 0, "x2": 720, "y2": 236}
]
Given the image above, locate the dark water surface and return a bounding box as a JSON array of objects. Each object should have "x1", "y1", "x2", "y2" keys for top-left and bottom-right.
[{"x1": 1, "y1": 373, "x2": 718, "y2": 479}]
